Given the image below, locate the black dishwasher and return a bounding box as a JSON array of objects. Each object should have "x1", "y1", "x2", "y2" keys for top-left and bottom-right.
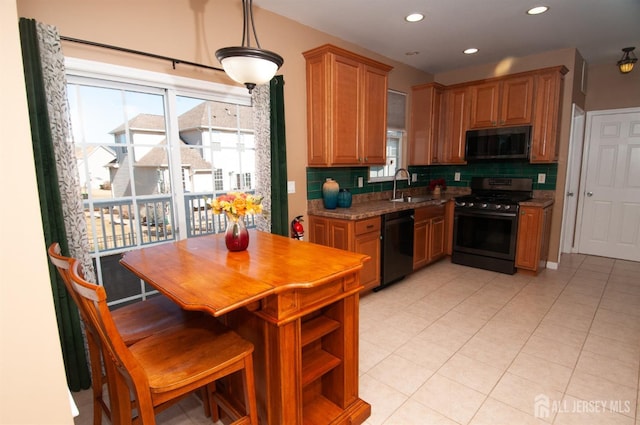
[{"x1": 376, "y1": 209, "x2": 414, "y2": 291}]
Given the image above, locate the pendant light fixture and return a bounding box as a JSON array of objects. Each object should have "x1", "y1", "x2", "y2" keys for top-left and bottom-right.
[
  {"x1": 216, "y1": 0, "x2": 284, "y2": 93},
  {"x1": 617, "y1": 47, "x2": 637, "y2": 74}
]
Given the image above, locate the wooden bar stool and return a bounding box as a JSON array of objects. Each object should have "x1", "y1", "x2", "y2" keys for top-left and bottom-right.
[
  {"x1": 68, "y1": 257, "x2": 258, "y2": 425},
  {"x1": 48, "y1": 243, "x2": 202, "y2": 425}
]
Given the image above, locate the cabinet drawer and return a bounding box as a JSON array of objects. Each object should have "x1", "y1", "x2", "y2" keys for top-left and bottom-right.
[
  {"x1": 354, "y1": 217, "x2": 380, "y2": 235},
  {"x1": 415, "y1": 205, "x2": 445, "y2": 222}
]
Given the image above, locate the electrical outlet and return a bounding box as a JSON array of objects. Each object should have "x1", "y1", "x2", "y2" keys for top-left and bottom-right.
[
  {"x1": 287, "y1": 181, "x2": 296, "y2": 193},
  {"x1": 454, "y1": 172, "x2": 461, "y2": 181},
  {"x1": 412, "y1": 173, "x2": 417, "y2": 182},
  {"x1": 538, "y1": 173, "x2": 546, "y2": 184},
  {"x1": 357, "y1": 176, "x2": 364, "y2": 188}
]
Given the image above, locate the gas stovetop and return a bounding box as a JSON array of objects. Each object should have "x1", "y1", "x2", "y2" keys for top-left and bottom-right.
[{"x1": 455, "y1": 177, "x2": 533, "y2": 211}]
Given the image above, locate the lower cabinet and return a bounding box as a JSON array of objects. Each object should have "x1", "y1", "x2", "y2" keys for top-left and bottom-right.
[
  {"x1": 413, "y1": 205, "x2": 446, "y2": 270},
  {"x1": 515, "y1": 204, "x2": 553, "y2": 273},
  {"x1": 308, "y1": 215, "x2": 381, "y2": 291},
  {"x1": 445, "y1": 200, "x2": 455, "y2": 255}
]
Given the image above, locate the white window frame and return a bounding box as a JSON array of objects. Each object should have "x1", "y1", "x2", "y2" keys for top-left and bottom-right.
[
  {"x1": 65, "y1": 58, "x2": 253, "y2": 306},
  {"x1": 369, "y1": 89, "x2": 407, "y2": 182}
]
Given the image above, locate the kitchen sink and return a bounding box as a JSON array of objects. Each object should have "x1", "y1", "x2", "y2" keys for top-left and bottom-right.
[{"x1": 389, "y1": 196, "x2": 434, "y2": 203}]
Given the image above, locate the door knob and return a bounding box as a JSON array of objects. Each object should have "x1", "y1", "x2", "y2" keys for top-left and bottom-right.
[
  {"x1": 587, "y1": 192, "x2": 593, "y2": 197},
  {"x1": 567, "y1": 192, "x2": 574, "y2": 197}
]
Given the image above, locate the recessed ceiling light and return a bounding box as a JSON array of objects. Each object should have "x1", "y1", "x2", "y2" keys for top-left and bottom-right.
[
  {"x1": 405, "y1": 13, "x2": 424, "y2": 23},
  {"x1": 405, "y1": 51, "x2": 420, "y2": 56},
  {"x1": 464, "y1": 48, "x2": 479, "y2": 55},
  {"x1": 527, "y1": 6, "x2": 549, "y2": 15}
]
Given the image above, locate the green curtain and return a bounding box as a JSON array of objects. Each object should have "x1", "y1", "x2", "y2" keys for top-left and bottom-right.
[
  {"x1": 269, "y1": 76, "x2": 289, "y2": 236},
  {"x1": 19, "y1": 18, "x2": 91, "y2": 391}
]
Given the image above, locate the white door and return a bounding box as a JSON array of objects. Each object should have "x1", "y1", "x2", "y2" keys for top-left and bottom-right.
[
  {"x1": 561, "y1": 104, "x2": 585, "y2": 253},
  {"x1": 577, "y1": 108, "x2": 640, "y2": 261}
]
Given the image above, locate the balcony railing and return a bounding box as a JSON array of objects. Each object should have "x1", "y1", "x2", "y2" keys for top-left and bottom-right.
[
  {"x1": 184, "y1": 193, "x2": 257, "y2": 238},
  {"x1": 85, "y1": 193, "x2": 258, "y2": 252},
  {"x1": 84, "y1": 197, "x2": 175, "y2": 252}
]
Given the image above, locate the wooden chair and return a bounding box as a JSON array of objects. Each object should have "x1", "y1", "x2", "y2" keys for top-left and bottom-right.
[
  {"x1": 68, "y1": 257, "x2": 259, "y2": 425},
  {"x1": 47, "y1": 243, "x2": 201, "y2": 425}
]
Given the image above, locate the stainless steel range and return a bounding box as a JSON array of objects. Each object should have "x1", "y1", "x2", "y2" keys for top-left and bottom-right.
[{"x1": 452, "y1": 177, "x2": 533, "y2": 274}]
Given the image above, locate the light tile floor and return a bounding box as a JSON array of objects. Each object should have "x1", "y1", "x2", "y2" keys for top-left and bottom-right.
[{"x1": 72, "y1": 254, "x2": 640, "y2": 425}]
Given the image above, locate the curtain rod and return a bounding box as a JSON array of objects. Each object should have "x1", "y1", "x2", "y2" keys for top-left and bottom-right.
[{"x1": 60, "y1": 35, "x2": 225, "y2": 73}]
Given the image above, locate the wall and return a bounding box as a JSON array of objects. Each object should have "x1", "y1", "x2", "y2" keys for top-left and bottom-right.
[
  {"x1": 585, "y1": 62, "x2": 640, "y2": 111},
  {"x1": 1, "y1": 1, "x2": 73, "y2": 423},
  {"x1": 16, "y1": 0, "x2": 431, "y2": 227}
]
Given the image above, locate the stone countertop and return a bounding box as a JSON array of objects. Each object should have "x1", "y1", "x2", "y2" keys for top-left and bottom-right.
[
  {"x1": 308, "y1": 194, "x2": 454, "y2": 220},
  {"x1": 520, "y1": 198, "x2": 554, "y2": 208},
  {"x1": 308, "y1": 192, "x2": 554, "y2": 220}
]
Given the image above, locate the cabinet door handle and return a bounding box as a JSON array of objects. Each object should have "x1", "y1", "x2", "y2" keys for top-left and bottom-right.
[
  {"x1": 587, "y1": 192, "x2": 593, "y2": 197},
  {"x1": 366, "y1": 224, "x2": 374, "y2": 229}
]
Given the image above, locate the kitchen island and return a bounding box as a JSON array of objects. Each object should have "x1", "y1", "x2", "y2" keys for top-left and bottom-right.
[{"x1": 120, "y1": 230, "x2": 371, "y2": 425}]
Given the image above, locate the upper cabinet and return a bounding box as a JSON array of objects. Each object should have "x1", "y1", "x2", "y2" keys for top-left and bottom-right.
[
  {"x1": 409, "y1": 83, "x2": 468, "y2": 165},
  {"x1": 469, "y1": 75, "x2": 534, "y2": 129},
  {"x1": 408, "y1": 66, "x2": 567, "y2": 165},
  {"x1": 304, "y1": 44, "x2": 393, "y2": 167},
  {"x1": 409, "y1": 83, "x2": 445, "y2": 165},
  {"x1": 441, "y1": 86, "x2": 469, "y2": 164},
  {"x1": 530, "y1": 66, "x2": 568, "y2": 163}
]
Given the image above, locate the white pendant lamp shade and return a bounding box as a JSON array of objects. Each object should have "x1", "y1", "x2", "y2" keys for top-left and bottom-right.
[
  {"x1": 216, "y1": 0, "x2": 284, "y2": 93},
  {"x1": 216, "y1": 47, "x2": 283, "y2": 90}
]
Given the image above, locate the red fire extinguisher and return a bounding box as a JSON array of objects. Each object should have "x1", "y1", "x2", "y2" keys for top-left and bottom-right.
[{"x1": 291, "y1": 216, "x2": 304, "y2": 240}]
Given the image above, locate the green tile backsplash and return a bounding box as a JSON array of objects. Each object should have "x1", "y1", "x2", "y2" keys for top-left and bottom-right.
[{"x1": 307, "y1": 161, "x2": 557, "y2": 199}]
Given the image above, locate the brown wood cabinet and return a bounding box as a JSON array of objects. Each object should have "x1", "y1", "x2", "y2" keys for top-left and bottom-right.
[
  {"x1": 409, "y1": 83, "x2": 469, "y2": 165},
  {"x1": 445, "y1": 199, "x2": 455, "y2": 255},
  {"x1": 408, "y1": 66, "x2": 567, "y2": 165},
  {"x1": 308, "y1": 215, "x2": 381, "y2": 291},
  {"x1": 469, "y1": 75, "x2": 534, "y2": 129},
  {"x1": 413, "y1": 205, "x2": 446, "y2": 270},
  {"x1": 530, "y1": 67, "x2": 568, "y2": 163},
  {"x1": 441, "y1": 87, "x2": 470, "y2": 164},
  {"x1": 304, "y1": 44, "x2": 393, "y2": 166},
  {"x1": 515, "y1": 204, "x2": 553, "y2": 274},
  {"x1": 409, "y1": 83, "x2": 445, "y2": 165}
]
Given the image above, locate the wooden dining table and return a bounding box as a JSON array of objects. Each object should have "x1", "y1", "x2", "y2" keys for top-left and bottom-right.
[{"x1": 120, "y1": 230, "x2": 372, "y2": 425}]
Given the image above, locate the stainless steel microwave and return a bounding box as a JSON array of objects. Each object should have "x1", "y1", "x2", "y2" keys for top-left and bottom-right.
[{"x1": 465, "y1": 126, "x2": 531, "y2": 161}]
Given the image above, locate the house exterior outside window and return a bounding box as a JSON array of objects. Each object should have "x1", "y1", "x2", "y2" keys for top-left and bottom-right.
[{"x1": 67, "y1": 60, "x2": 254, "y2": 307}]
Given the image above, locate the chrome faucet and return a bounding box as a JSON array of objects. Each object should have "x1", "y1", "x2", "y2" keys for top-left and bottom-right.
[{"x1": 392, "y1": 168, "x2": 411, "y2": 200}]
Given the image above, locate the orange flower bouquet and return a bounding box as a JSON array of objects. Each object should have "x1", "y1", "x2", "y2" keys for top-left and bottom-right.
[
  {"x1": 208, "y1": 192, "x2": 263, "y2": 220},
  {"x1": 207, "y1": 192, "x2": 263, "y2": 251}
]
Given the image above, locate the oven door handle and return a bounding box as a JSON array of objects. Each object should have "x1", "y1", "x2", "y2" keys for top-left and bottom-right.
[{"x1": 454, "y1": 209, "x2": 517, "y2": 219}]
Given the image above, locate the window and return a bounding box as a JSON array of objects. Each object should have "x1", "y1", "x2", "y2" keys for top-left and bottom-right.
[
  {"x1": 214, "y1": 169, "x2": 224, "y2": 191},
  {"x1": 369, "y1": 90, "x2": 407, "y2": 181},
  {"x1": 369, "y1": 130, "x2": 403, "y2": 179},
  {"x1": 66, "y1": 59, "x2": 254, "y2": 307}
]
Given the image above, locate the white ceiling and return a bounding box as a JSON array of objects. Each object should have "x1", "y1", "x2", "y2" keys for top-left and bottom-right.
[{"x1": 253, "y1": 0, "x2": 640, "y2": 75}]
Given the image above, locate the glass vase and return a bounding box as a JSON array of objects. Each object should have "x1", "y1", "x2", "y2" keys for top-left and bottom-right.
[{"x1": 224, "y1": 215, "x2": 249, "y2": 251}]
